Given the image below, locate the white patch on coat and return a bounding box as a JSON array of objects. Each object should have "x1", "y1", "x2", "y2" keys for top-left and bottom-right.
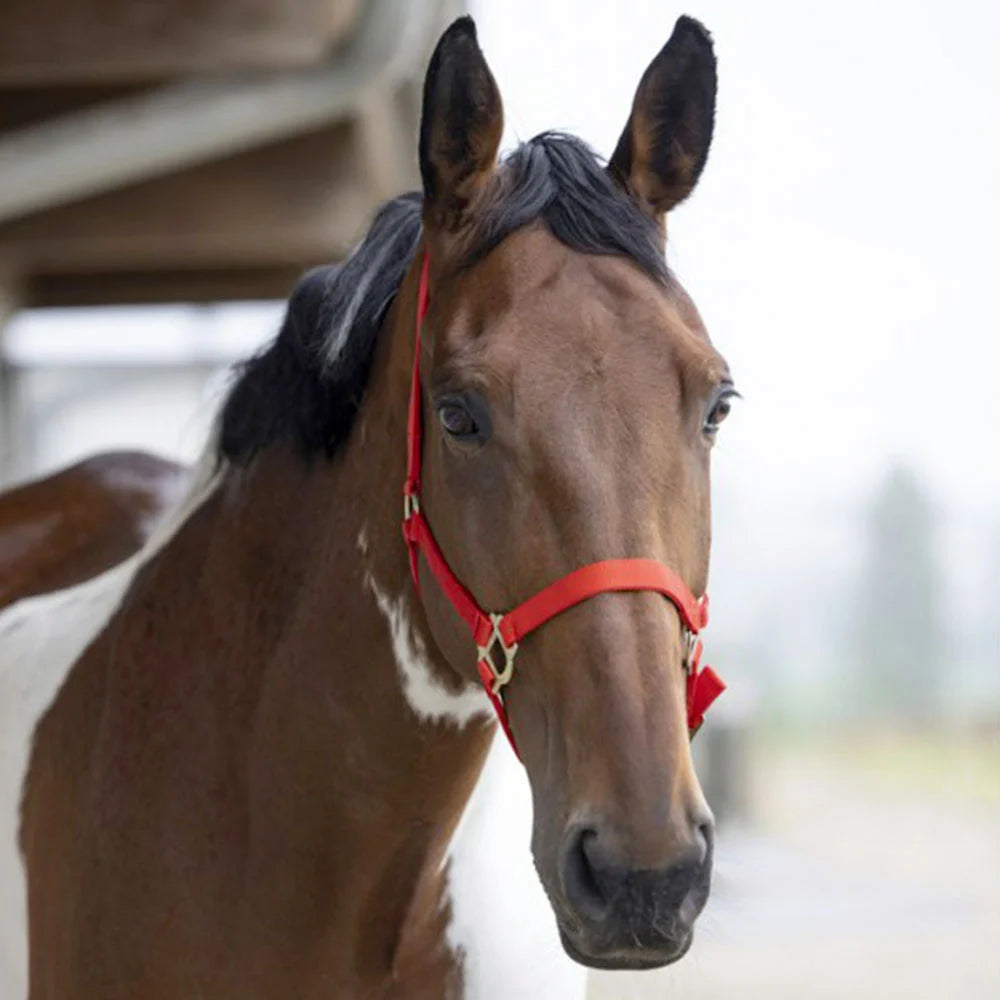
[
  {"x1": 363, "y1": 572, "x2": 490, "y2": 726},
  {"x1": 0, "y1": 448, "x2": 223, "y2": 999},
  {"x1": 0, "y1": 562, "x2": 135, "y2": 997},
  {"x1": 445, "y1": 735, "x2": 588, "y2": 1000},
  {"x1": 356, "y1": 550, "x2": 579, "y2": 995}
]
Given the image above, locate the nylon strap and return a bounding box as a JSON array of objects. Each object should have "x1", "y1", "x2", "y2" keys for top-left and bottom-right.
[
  {"x1": 402, "y1": 251, "x2": 724, "y2": 757},
  {"x1": 496, "y1": 559, "x2": 708, "y2": 646},
  {"x1": 402, "y1": 509, "x2": 490, "y2": 639}
]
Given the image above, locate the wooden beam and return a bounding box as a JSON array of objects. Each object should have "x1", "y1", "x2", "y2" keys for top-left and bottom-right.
[
  {"x1": 0, "y1": 124, "x2": 377, "y2": 278},
  {"x1": 25, "y1": 267, "x2": 315, "y2": 307},
  {"x1": 0, "y1": 0, "x2": 439, "y2": 222},
  {"x1": 0, "y1": 0, "x2": 361, "y2": 85}
]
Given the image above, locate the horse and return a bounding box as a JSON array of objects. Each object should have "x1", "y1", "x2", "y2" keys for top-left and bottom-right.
[
  {"x1": 0, "y1": 452, "x2": 183, "y2": 612},
  {"x1": 0, "y1": 14, "x2": 733, "y2": 998}
]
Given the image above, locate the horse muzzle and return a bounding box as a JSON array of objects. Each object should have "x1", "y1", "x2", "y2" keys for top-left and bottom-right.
[{"x1": 553, "y1": 818, "x2": 714, "y2": 969}]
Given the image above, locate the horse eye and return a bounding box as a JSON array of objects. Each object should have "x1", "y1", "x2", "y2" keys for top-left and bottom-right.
[
  {"x1": 439, "y1": 403, "x2": 478, "y2": 438},
  {"x1": 704, "y1": 389, "x2": 738, "y2": 435}
]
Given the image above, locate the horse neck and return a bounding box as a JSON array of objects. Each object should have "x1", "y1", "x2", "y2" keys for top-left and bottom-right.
[{"x1": 137, "y1": 258, "x2": 493, "y2": 957}]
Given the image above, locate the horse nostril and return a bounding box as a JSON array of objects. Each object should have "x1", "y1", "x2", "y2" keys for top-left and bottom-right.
[
  {"x1": 560, "y1": 827, "x2": 609, "y2": 923},
  {"x1": 559, "y1": 819, "x2": 715, "y2": 945},
  {"x1": 693, "y1": 818, "x2": 715, "y2": 866}
]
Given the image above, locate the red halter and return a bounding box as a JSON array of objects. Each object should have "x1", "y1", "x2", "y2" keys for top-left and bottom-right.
[{"x1": 401, "y1": 253, "x2": 724, "y2": 757}]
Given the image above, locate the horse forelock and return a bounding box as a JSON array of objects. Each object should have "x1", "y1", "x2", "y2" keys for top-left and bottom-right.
[{"x1": 216, "y1": 133, "x2": 668, "y2": 470}]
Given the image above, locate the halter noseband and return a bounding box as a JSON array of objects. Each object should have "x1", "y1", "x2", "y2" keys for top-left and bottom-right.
[{"x1": 401, "y1": 253, "x2": 724, "y2": 757}]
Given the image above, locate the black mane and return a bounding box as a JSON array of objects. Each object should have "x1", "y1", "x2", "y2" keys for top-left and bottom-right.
[{"x1": 219, "y1": 133, "x2": 668, "y2": 465}]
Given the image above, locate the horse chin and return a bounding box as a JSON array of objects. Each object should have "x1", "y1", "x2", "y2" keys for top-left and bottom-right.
[{"x1": 557, "y1": 924, "x2": 694, "y2": 971}]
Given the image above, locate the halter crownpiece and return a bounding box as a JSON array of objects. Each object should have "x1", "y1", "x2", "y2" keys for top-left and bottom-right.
[{"x1": 402, "y1": 253, "x2": 725, "y2": 757}]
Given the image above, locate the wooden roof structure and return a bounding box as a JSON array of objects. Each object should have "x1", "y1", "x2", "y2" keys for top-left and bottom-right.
[{"x1": 0, "y1": 0, "x2": 457, "y2": 306}]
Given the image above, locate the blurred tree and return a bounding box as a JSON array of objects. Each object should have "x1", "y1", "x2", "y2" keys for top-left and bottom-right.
[{"x1": 850, "y1": 464, "x2": 944, "y2": 723}]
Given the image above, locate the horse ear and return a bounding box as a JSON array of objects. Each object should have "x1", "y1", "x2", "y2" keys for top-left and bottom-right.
[
  {"x1": 608, "y1": 16, "x2": 717, "y2": 221},
  {"x1": 419, "y1": 17, "x2": 503, "y2": 232}
]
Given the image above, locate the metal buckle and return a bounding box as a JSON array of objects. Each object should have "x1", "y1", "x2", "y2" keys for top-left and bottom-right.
[
  {"x1": 682, "y1": 629, "x2": 700, "y2": 676},
  {"x1": 403, "y1": 492, "x2": 420, "y2": 520},
  {"x1": 476, "y1": 612, "x2": 518, "y2": 694}
]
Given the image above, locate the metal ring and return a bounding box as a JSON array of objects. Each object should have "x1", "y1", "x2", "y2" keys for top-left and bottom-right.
[{"x1": 476, "y1": 613, "x2": 518, "y2": 694}]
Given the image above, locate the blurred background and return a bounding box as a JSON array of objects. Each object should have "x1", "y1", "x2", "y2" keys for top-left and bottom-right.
[{"x1": 0, "y1": 1, "x2": 997, "y2": 997}]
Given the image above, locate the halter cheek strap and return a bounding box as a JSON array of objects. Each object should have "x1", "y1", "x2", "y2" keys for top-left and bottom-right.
[{"x1": 401, "y1": 253, "x2": 724, "y2": 758}]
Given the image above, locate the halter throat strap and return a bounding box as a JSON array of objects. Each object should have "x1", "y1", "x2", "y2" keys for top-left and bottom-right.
[{"x1": 401, "y1": 253, "x2": 724, "y2": 757}]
